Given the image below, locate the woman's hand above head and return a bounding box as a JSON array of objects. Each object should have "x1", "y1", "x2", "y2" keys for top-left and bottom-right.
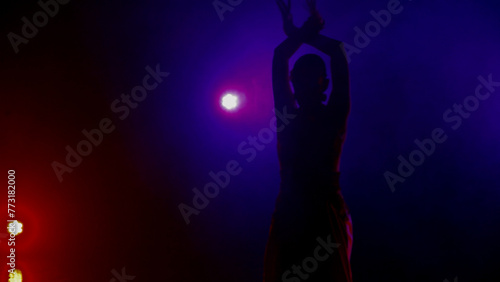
[
  {"x1": 302, "y1": 0, "x2": 325, "y2": 40},
  {"x1": 306, "y1": 0, "x2": 321, "y2": 19},
  {"x1": 275, "y1": 0, "x2": 327, "y2": 44},
  {"x1": 300, "y1": 16, "x2": 324, "y2": 42},
  {"x1": 276, "y1": 0, "x2": 298, "y2": 37}
]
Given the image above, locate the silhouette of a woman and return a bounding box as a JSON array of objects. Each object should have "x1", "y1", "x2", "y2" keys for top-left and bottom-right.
[{"x1": 263, "y1": 1, "x2": 353, "y2": 281}]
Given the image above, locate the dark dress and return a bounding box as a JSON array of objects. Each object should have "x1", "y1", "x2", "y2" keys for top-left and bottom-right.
[{"x1": 263, "y1": 105, "x2": 353, "y2": 282}]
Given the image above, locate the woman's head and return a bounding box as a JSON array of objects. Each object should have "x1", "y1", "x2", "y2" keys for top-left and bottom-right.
[{"x1": 291, "y1": 54, "x2": 329, "y2": 108}]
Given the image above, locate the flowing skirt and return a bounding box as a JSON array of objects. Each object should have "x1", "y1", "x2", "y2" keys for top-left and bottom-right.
[{"x1": 263, "y1": 174, "x2": 353, "y2": 282}]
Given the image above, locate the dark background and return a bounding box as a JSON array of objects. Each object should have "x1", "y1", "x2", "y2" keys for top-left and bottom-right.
[{"x1": 1, "y1": 0, "x2": 499, "y2": 281}]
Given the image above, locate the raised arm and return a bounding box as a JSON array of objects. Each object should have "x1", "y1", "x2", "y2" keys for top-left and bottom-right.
[
  {"x1": 273, "y1": 0, "x2": 302, "y2": 111},
  {"x1": 328, "y1": 41, "x2": 350, "y2": 129},
  {"x1": 307, "y1": 35, "x2": 350, "y2": 118},
  {"x1": 303, "y1": 0, "x2": 351, "y2": 128},
  {"x1": 273, "y1": 37, "x2": 302, "y2": 111}
]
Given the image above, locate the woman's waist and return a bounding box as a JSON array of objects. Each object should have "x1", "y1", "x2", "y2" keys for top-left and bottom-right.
[
  {"x1": 279, "y1": 168, "x2": 341, "y2": 193},
  {"x1": 280, "y1": 166, "x2": 340, "y2": 180}
]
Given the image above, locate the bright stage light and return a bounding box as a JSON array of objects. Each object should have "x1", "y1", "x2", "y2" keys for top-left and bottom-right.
[
  {"x1": 221, "y1": 93, "x2": 239, "y2": 111},
  {"x1": 7, "y1": 220, "x2": 23, "y2": 236},
  {"x1": 8, "y1": 269, "x2": 22, "y2": 282}
]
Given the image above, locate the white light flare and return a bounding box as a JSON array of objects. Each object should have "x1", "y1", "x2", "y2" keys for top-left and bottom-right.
[
  {"x1": 7, "y1": 220, "x2": 23, "y2": 236},
  {"x1": 221, "y1": 93, "x2": 240, "y2": 111}
]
